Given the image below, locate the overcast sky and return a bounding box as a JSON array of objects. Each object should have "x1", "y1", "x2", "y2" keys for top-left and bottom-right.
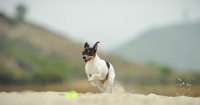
[{"x1": 1, "y1": 0, "x2": 200, "y2": 51}]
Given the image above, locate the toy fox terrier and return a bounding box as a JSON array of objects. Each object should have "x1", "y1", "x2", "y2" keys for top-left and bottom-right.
[{"x1": 82, "y1": 41, "x2": 115, "y2": 93}]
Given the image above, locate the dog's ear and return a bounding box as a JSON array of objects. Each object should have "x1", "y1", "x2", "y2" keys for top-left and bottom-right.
[
  {"x1": 84, "y1": 42, "x2": 89, "y2": 48},
  {"x1": 93, "y1": 41, "x2": 100, "y2": 51}
]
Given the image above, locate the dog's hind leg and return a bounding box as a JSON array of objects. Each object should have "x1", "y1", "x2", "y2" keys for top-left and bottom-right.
[
  {"x1": 108, "y1": 73, "x2": 115, "y2": 93},
  {"x1": 91, "y1": 81, "x2": 98, "y2": 86},
  {"x1": 97, "y1": 80, "x2": 106, "y2": 93},
  {"x1": 98, "y1": 86, "x2": 106, "y2": 93},
  {"x1": 108, "y1": 79, "x2": 113, "y2": 93}
]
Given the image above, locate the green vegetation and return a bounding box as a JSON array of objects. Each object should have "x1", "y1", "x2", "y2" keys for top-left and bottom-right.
[{"x1": 0, "y1": 34, "x2": 83, "y2": 85}]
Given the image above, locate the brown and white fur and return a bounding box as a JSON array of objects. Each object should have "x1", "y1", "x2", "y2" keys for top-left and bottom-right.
[{"x1": 82, "y1": 41, "x2": 115, "y2": 93}]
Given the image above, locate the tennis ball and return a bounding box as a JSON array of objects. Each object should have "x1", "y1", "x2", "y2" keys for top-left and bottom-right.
[{"x1": 66, "y1": 90, "x2": 79, "y2": 99}]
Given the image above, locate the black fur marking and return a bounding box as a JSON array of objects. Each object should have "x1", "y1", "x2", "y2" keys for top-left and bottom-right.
[
  {"x1": 105, "y1": 61, "x2": 110, "y2": 70},
  {"x1": 83, "y1": 47, "x2": 95, "y2": 56},
  {"x1": 84, "y1": 42, "x2": 89, "y2": 48}
]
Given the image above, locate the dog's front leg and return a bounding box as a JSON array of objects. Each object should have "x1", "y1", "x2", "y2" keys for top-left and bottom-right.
[
  {"x1": 87, "y1": 74, "x2": 91, "y2": 81},
  {"x1": 87, "y1": 74, "x2": 94, "y2": 82},
  {"x1": 87, "y1": 74, "x2": 98, "y2": 86},
  {"x1": 88, "y1": 74, "x2": 104, "y2": 81}
]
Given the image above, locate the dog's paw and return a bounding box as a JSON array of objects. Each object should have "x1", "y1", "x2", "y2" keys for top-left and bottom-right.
[{"x1": 88, "y1": 78, "x2": 93, "y2": 82}]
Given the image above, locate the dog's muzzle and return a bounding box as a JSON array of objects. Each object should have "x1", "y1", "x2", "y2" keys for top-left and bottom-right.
[{"x1": 83, "y1": 56, "x2": 91, "y2": 63}]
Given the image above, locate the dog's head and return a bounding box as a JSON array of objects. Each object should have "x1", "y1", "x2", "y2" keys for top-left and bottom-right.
[{"x1": 82, "y1": 41, "x2": 100, "y2": 63}]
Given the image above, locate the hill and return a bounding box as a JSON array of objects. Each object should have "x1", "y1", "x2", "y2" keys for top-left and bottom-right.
[
  {"x1": 114, "y1": 22, "x2": 200, "y2": 71},
  {"x1": 0, "y1": 21, "x2": 84, "y2": 84}
]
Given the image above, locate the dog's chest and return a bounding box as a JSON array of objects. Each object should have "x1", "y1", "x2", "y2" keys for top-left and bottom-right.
[{"x1": 85, "y1": 63, "x2": 101, "y2": 74}]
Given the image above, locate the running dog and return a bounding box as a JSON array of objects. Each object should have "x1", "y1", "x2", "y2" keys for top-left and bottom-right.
[{"x1": 82, "y1": 41, "x2": 115, "y2": 93}]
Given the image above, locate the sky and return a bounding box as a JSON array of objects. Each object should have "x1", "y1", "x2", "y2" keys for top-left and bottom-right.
[{"x1": 0, "y1": 0, "x2": 200, "y2": 51}]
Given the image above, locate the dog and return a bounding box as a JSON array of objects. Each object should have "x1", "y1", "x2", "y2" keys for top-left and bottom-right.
[{"x1": 82, "y1": 41, "x2": 115, "y2": 93}]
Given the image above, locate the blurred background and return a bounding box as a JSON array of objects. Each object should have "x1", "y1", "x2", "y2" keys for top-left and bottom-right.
[{"x1": 0, "y1": 0, "x2": 200, "y2": 96}]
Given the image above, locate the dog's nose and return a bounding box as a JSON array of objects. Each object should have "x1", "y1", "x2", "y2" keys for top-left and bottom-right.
[{"x1": 83, "y1": 56, "x2": 86, "y2": 59}]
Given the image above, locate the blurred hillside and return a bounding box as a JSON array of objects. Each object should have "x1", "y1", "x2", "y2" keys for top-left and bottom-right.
[
  {"x1": 0, "y1": 17, "x2": 84, "y2": 85},
  {"x1": 0, "y1": 13, "x2": 145, "y2": 86},
  {"x1": 114, "y1": 22, "x2": 200, "y2": 71}
]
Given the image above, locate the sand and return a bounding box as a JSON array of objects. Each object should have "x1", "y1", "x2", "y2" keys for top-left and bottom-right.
[{"x1": 0, "y1": 91, "x2": 199, "y2": 105}]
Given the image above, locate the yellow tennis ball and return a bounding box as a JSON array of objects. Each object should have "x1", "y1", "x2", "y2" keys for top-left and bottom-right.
[{"x1": 66, "y1": 90, "x2": 78, "y2": 99}]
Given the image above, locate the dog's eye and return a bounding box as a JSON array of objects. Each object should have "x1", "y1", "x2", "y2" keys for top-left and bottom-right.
[
  {"x1": 86, "y1": 51, "x2": 89, "y2": 54},
  {"x1": 87, "y1": 52, "x2": 93, "y2": 55}
]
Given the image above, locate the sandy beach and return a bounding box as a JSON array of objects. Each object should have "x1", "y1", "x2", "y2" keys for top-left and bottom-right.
[{"x1": 0, "y1": 91, "x2": 199, "y2": 105}]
